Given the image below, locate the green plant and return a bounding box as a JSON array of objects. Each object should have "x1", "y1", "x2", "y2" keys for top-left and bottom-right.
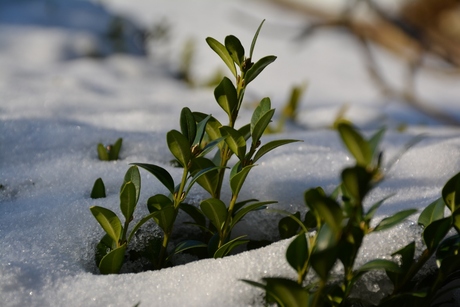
[
  {"x1": 97, "y1": 138, "x2": 122, "y2": 161},
  {"x1": 245, "y1": 122, "x2": 420, "y2": 306},
  {"x1": 91, "y1": 178, "x2": 106, "y2": 199},
  {"x1": 90, "y1": 20, "x2": 299, "y2": 272}
]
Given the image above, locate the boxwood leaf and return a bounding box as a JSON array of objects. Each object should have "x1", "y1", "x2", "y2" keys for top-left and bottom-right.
[
  {"x1": 310, "y1": 224, "x2": 338, "y2": 281},
  {"x1": 167, "y1": 130, "x2": 191, "y2": 168},
  {"x1": 98, "y1": 243, "x2": 126, "y2": 274},
  {"x1": 357, "y1": 259, "x2": 401, "y2": 274},
  {"x1": 337, "y1": 122, "x2": 372, "y2": 166},
  {"x1": 373, "y1": 209, "x2": 417, "y2": 232},
  {"x1": 225, "y1": 35, "x2": 245, "y2": 67},
  {"x1": 91, "y1": 177, "x2": 106, "y2": 199},
  {"x1": 120, "y1": 181, "x2": 137, "y2": 221},
  {"x1": 245, "y1": 55, "x2": 276, "y2": 85},
  {"x1": 90, "y1": 206, "x2": 122, "y2": 243},
  {"x1": 109, "y1": 138, "x2": 123, "y2": 161},
  {"x1": 97, "y1": 143, "x2": 109, "y2": 161},
  {"x1": 180, "y1": 203, "x2": 206, "y2": 228},
  {"x1": 185, "y1": 163, "x2": 223, "y2": 196},
  {"x1": 193, "y1": 113, "x2": 211, "y2": 148},
  {"x1": 249, "y1": 19, "x2": 265, "y2": 60},
  {"x1": 151, "y1": 205, "x2": 175, "y2": 233},
  {"x1": 368, "y1": 127, "x2": 385, "y2": 158},
  {"x1": 200, "y1": 198, "x2": 227, "y2": 232},
  {"x1": 95, "y1": 234, "x2": 115, "y2": 267},
  {"x1": 230, "y1": 164, "x2": 255, "y2": 195},
  {"x1": 132, "y1": 163, "x2": 174, "y2": 194},
  {"x1": 251, "y1": 109, "x2": 275, "y2": 146},
  {"x1": 214, "y1": 77, "x2": 238, "y2": 117},
  {"x1": 442, "y1": 172, "x2": 460, "y2": 212},
  {"x1": 418, "y1": 197, "x2": 445, "y2": 228},
  {"x1": 206, "y1": 37, "x2": 237, "y2": 77},
  {"x1": 213, "y1": 235, "x2": 248, "y2": 258},
  {"x1": 231, "y1": 200, "x2": 275, "y2": 228},
  {"x1": 220, "y1": 126, "x2": 246, "y2": 160},
  {"x1": 286, "y1": 232, "x2": 309, "y2": 274},
  {"x1": 304, "y1": 189, "x2": 343, "y2": 233},
  {"x1": 423, "y1": 216, "x2": 452, "y2": 251},
  {"x1": 341, "y1": 166, "x2": 373, "y2": 204},
  {"x1": 169, "y1": 240, "x2": 207, "y2": 260},
  {"x1": 364, "y1": 194, "x2": 394, "y2": 223},
  {"x1": 180, "y1": 107, "x2": 196, "y2": 145},
  {"x1": 253, "y1": 139, "x2": 299, "y2": 163},
  {"x1": 123, "y1": 166, "x2": 141, "y2": 202},
  {"x1": 190, "y1": 157, "x2": 219, "y2": 196},
  {"x1": 251, "y1": 98, "x2": 271, "y2": 131},
  {"x1": 279, "y1": 212, "x2": 301, "y2": 239},
  {"x1": 387, "y1": 241, "x2": 415, "y2": 286}
]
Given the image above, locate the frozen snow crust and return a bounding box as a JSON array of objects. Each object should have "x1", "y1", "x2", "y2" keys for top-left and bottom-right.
[{"x1": 1, "y1": 0, "x2": 460, "y2": 306}]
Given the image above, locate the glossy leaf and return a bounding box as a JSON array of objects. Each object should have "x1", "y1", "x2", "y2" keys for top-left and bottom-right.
[
  {"x1": 249, "y1": 19, "x2": 265, "y2": 60},
  {"x1": 167, "y1": 130, "x2": 191, "y2": 168},
  {"x1": 185, "y1": 164, "x2": 223, "y2": 196},
  {"x1": 230, "y1": 164, "x2": 255, "y2": 195},
  {"x1": 147, "y1": 194, "x2": 173, "y2": 213},
  {"x1": 190, "y1": 157, "x2": 219, "y2": 196},
  {"x1": 213, "y1": 235, "x2": 248, "y2": 258},
  {"x1": 180, "y1": 107, "x2": 196, "y2": 145},
  {"x1": 180, "y1": 203, "x2": 206, "y2": 228},
  {"x1": 95, "y1": 234, "x2": 115, "y2": 267},
  {"x1": 91, "y1": 178, "x2": 106, "y2": 199},
  {"x1": 220, "y1": 126, "x2": 246, "y2": 160},
  {"x1": 192, "y1": 113, "x2": 212, "y2": 148},
  {"x1": 286, "y1": 232, "x2": 309, "y2": 273},
  {"x1": 357, "y1": 259, "x2": 402, "y2": 274},
  {"x1": 341, "y1": 166, "x2": 373, "y2": 204},
  {"x1": 251, "y1": 109, "x2": 275, "y2": 146},
  {"x1": 151, "y1": 205, "x2": 175, "y2": 233},
  {"x1": 120, "y1": 181, "x2": 137, "y2": 221},
  {"x1": 337, "y1": 122, "x2": 372, "y2": 166},
  {"x1": 193, "y1": 112, "x2": 223, "y2": 146},
  {"x1": 98, "y1": 243, "x2": 126, "y2": 274},
  {"x1": 232, "y1": 198, "x2": 258, "y2": 214},
  {"x1": 373, "y1": 209, "x2": 417, "y2": 232},
  {"x1": 123, "y1": 166, "x2": 141, "y2": 202},
  {"x1": 198, "y1": 136, "x2": 226, "y2": 158},
  {"x1": 225, "y1": 35, "x2": 245, "y2": 67},
  {"x1": 170, "y1": 240, "x2": 207, "y2": 259},
  {"x1": 310, "y1": 224, "x2": 338, "y2": 281},
  {"x1": 200, "y1": 198, "x2": 227, "y2": 232},
  {"x1": 253, "y1": 139, "x2": 299, "y2": 163},
  {"x1": 238, "y1": 124, "x2": 251, "y2": 141},
  {"x1": 132, "y1": 163, "x2": 174, "y2": 194},
  {"x1": 206, "y1": 37, "x2": 237, "y2": 77},
  {"x1": 97, "y1": 143, "x2": 109, "y2": 161},
  {"x1": 90, "y1": 206, "x2": 122, "y2": 243},
  {"x1": 442, "y1": 171, "x2": 460, "y2": 212},
  {"x1": 423, "y1": 216, "x2": 452, "y2": 251},
  {"x1": 214, "y1": 77, "x2": 238, "y2": 117},
  {"x1": 231, "y1": 200, "x2": 275, "y2": 228},
  {"x1": 418, "y1": 197, "x2": 445, "y2": 228},
  {"x1": 251, "y1": 98, "x2": 271, "y2": 139},
  {"x1": 304, "y1": 189, "x2": 343, "y2": 233},
  {"x1": 245, "y1": 55, "x2": 277, "y2": 85}
]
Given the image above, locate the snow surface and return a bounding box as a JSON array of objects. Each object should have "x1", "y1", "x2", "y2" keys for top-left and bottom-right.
[{"x1": 1, "y1": 0, "x2": 460, "y2": 306}]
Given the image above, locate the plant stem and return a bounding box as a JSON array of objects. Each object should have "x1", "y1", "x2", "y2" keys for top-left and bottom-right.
[{"x1": 219, "y1": 193, "x2": 239, "y2": 248}]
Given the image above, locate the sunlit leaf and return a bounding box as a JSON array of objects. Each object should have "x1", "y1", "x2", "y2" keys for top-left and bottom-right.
[
  {"x1": 180, "y1": 203, "x2": 206, "y2": 228},
  {"x1": 387, "y1": 242, "x2": 415, "y2": 286},
  {"x1": 245, "y1": 55, "x2": 277, "y2": 85},
  {"x1": 231, "y1": 200, "x2": 275, "y2": 228},
  {"x1": 169, "y1": 240, "x2": 207, "y2": 260},
  {"x1": 120, "y1": 181, "x2": 137, "y2": 221},
  {"x1": 151, "y1": 205, "x2": 175, "y2": 233},
  {"x1": 304, "y1": 188, "x2": 343, "y2": 233},
  {"x1": 249, "y1": 19, "x2": 265, "y2": 60},
  {"x1": 214, "y1": 77, "x2": 238, "y2": 118},
  {"x1": 230, "y1": 164, "x2": 255, "y2": 195},
  {"x1": 98, "y1": 243, "x2": 126, "y2": 274},
  {"x1": 310, "y1": 224, "x2": 338, "y2": 281},
  {"x1": 279, "y1": 212, "x2": 301, "y2": 239},
  {"x1": 368, "y1": 127, "x2": 385, "y2": 159},
  {"x1": 364, "y1": 194, "x2": 394, "y2": 222},
  {"x1": 286, "y1": 232, "x2": 309, "y2": 273},
  {"x1": 132, "y1": 163, "x2": 174, "y2": 194},
  {"x1": 225, "y1": 35, "x2": 245, "y2": 67},
  {"x1": 418, "y1": 197, "x2": 445, "y2": 228},
  {"x1": 442, "y1": 172, "x2": 460, "y2": 212},
  {"x1": 251, "y1": 109, "x2": 275, "y2": 146},
  {"x1": 95, "y1": 234, "x2": 115, "y2": 267},
  {"x1": 220, "y1": 126, "x2": 246, "y2": 160},
  {"x1": 341, "y1": 166, "x2": 373, "y2": 204},
  {"x1": 423, "y1": 216, "x2": 452, "y2": 251},
  {"x1": 337, "y1": 122, "x2": 372, "y2": 166},
  {"x1": 193, "y1": 112, "x2": 223, "y2": 146},
  {"x1": 213, "y1": 235, "x2": 248, "y2": 258},
  {"x1": 147, "y1": 194, "x2": 173, "y2": 213},
  {"x1": 109, "y1": 138, "x2": 123, "y2": 161},
  {"x1": 206, "y1": 37, "x2": 237, "y2": 77},
  {"x1": 186, "y1": 163, "x2": 223, "y2": 196},
  {"x1": 373, "y1": 209, "x2": 417, "y2": 232},
  {"x1": 253, "y1": 139, "x2": 299, "y2": 163},
  {"x1": 357, "y1": 259, "x2": 401, "y2": 274},
  {"x1": 200, "y1": 198, "x2": 227, "y2": 233},
  {"x1": 167, "y1": 130, "x2": 191, "y2": 168},
  {"x1": 90, "y1": 206, "x2": 122, "y2": 243},
  {"x1": 180, "y1": 107, "x2": 197, "y2": 145},
  {"x1": 91, "y1": 177, "x2": 106, "y2": 199},
  {"x1": 193, "y1": 113, "x2": 211, "y2": 148},
  {"x1": 189, "y1": 157, "x2": 220, "y2": 196},
  {"x1": 123, "y1": 166, "x2": 141, "y2": 202}
]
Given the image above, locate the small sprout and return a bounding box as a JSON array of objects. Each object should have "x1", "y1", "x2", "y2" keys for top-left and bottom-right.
[
  {"x1": 97, "y1": 138, "x2": 123, "y2": 161},
  {"x1": 91, "y1": 178, "x2": 106, "y2": 199}
]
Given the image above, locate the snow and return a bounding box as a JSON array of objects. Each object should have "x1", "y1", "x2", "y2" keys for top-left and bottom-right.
[{"x1": 1, "y1": 0, "x2": 460, "y2": 306}]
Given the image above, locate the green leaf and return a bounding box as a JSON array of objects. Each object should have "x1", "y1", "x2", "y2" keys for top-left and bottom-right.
[
  {"x1": 127, "y1": 212, "x2": 157, "y2": 243},
  {"x1": 357, "y1": 259, "x2": 401, "y2": 274},
  {"x1": 251, "y1": 109, "x2": 275, "y2": 146},
  {"x1": 238, "y1": 123, "x2": 251, "y2": 141},
  {"x1": 151, "y1": 205, "x2": 175, "y2": 233},
  {"x1": 341, "y1": 166, "x2": 373, "y2": 204},
  {"x1": 200, "y1": 198, "x2": 227, "y2": 233},
  {"x1": 423, "y1": 216, "x2": 452, "y2": 251},
  {"x1": 253, "y1": 139, "x2": 299, "y2": 163},
  {"x1": 185, "y1": 163, "x2": 223, "y2": 196},
  {"x1": 169, "y1": 240, "x2": 207, "y2": 260},
  {"x1": 233, "y1": 198, "x2": 259, "y2": 215},
  {"x1": 230, "y1": 164, "x2": 255, "y2": 195},
  {"x1": 368, "y1": 127, "x2": 385, "y2": 158},
  {"x1": 97, "y1": 143, "x2": 109, "y2": 161},
  {"x1": 243, "y1": 277, "x2": 309, "y2": 307},
  {"x1": 190, "y1": 157, "x2": 219, "y2": 196},
  {"x1": 286, "y1": 232, "x2": 309, "y2": 274},
  {"x1": 95, "y1": 234, "x2": 116, "y2": 267},
  {"x1": 225, "y1": 35, "x2": 245, "y2": 67},
  {"x1": 436, "y1": 234, "x2": 460, "y2": 270},
  {"x1": 373, "y1": 209, "x2": 417, "y2": 232},
  {"x1": 251, "y1": 98, "x2": 271, "y2": 140},
  {"x1": 249, "y1": 20, "x2": 265, "y2": 60},
  {"x1": 364, "y1": 194, "x2": 394, "y2": 222},
  {"x1": 337, "y1": 122, "x2": 372, "y2": 166},
  {"x1": 231, "y1": 200, "x2": 275, "y2": 228},
  {"x1": 167, "y1": 130, "x2": 192, "y2": 168},
  {"x1": 206, "y1": 37, "x2": 237, "y2": 77},
  {"x1": 387, "y1": 242, "x2": 415, "y2": 286},
  {"x1": 310, "y1": 224, "x2": 339, "y2": 281},
  {"x1": 279, "y1": 212, "x2": 301, "y2": 239},
  {"x1": 147, "y1": 194, "x2": 173, "y2": 213},
  {"x1": 213, "y1": 235, "x2": 248, "y2": 258},
  {"x1": 98, "y1": 243, "x2": 126, "y2": 274},
  {"x1": 198, "y1": 136, "x2": 226, "y2": 158},
  {"x1": 214, "y1": 77, "x2": 238, "y2": 118},
  {"x1": 179, "y1": 203, "x2": 206, "y2": 228},
  {"x1": 109, "y1": 138, "x2": 123, "y2": 160},
  {"x1": 193, "y1": 112, "x2": 223, "y2": 145},
  {"x1": 245, "y1": 55, "x2": 277, "y2": 85},
  {"x1": 123, "y1": 166, "x2": 141, "y2": 202},
  {"x1": 90, "y1": 206, "x2": 122, "y2": 243},
  {"x1": 120, "y1": 181, "x2": 137, "y2": 221},
  {"x1": 442, "y1": 172, "x2": 460, "y2": 212},
  {"x1": 220, "y1": 126, "x2": 246, "y2": 160},
  {"x1": 132, "y1": 163, "x2": 174, "y2": 194},
  {"x1": 91, "y1": 178, "x2": 106, "y2": 199},
  {"x1": 304, "y1": 189, "x2": 343, "y2": 233},
  {"x1": 193, "y1": 113, "x2": 212, "y2": 148},
  {"x1": 418, "y1": 197, "x2": 445, "y2": 228},
  {"x1": 180, "y1": 107, "x2": 197, "y2": 145}
]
